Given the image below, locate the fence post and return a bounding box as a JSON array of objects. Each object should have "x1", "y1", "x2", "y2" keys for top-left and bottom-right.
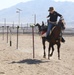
[
  {"x1": 31, "y1": 25, "x2": 35, "y2": 58},
  {"x1": 2, "y1": 26, "x2": 4, "y2": 40},
  {"x1": 16, "y1": 26, "x2": 19, "y2": 49},
  {"x1": 7, "y1": 26, "x2": 9, "y2": 43},
  {"x1": 10, "y1": 27, "x2": 12, "y2": 46}
]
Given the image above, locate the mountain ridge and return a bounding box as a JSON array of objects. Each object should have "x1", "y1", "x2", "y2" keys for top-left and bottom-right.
[{"x1": 0, "y1": 0, "x2": 74, "y2": 25}]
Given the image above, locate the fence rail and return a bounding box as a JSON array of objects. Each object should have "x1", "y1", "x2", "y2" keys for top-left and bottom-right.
[{"x1": 0, "y1": 25, "x2": 39, "y2": 34}]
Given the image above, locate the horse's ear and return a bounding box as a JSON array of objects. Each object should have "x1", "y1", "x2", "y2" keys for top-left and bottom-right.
[{"x1": 36, "y1": 23, "x2": 39, "y2": 25}]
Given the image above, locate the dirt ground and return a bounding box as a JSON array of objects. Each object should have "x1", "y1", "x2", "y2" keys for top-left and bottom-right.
[{"x1": 0, "y1": 34, "x2": 74, "y2": 75}]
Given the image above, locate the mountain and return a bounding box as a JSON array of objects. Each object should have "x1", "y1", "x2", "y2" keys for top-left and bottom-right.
[{"x1": 0, "y1": 0, "x2": 74, "y2": 27}]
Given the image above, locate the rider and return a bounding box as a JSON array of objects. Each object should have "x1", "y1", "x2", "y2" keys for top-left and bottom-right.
[{"x1": 46, "y1": 7, "x2": 65, "y2": 42}]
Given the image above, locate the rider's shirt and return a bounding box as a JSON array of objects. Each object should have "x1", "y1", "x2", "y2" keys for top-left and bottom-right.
[{"x1": 47, "y1": 11, "x2": 62, "y2": 22}]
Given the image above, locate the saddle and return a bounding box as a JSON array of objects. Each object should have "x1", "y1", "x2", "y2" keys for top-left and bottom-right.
[
  {"x1": 50, "y1": 25, "x2": 56, "y2": 35},
  {"x1": 41, "y1": 25, "x2": 56, "y2": 37}
]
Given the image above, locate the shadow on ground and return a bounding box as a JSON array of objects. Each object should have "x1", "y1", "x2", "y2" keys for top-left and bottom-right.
[{"x1": 11, "y1": 59, "x2": 49, "y2": 64}]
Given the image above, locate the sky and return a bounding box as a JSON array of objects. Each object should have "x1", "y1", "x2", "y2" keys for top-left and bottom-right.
[
  {"x1": 0, "y1": 0, "x2": 31, "y2": 10},
  {"x1": 54, "y1": 0, "x2": 74, "y2": 2},
  {"x1": 0, "y1": 0, "x2": 74, "y2": 10}
]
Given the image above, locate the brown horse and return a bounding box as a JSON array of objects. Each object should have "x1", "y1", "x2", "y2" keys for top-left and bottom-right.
[{"x1": 35, "y1": 19, "x2": 65, "y2": 60}]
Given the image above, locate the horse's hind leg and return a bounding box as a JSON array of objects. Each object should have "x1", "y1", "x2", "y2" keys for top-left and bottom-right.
[
  {"x1": 57, "y1": 43, "x2": 61, "y2": 60},
  {"x1": 42, "y1": 38, "x2": 46, "y2": 58}
]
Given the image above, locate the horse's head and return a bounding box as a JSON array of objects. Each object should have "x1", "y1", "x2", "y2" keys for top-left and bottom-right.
[
  {"x1": 35, "y1": 23, "x2": 40, "y2": 27},
  {"x1": 35, "y1": 23, "x2": 42, "y2": 32},
  {"x1": 58, "y1": 18, "x2": 66, "y2": 30}
]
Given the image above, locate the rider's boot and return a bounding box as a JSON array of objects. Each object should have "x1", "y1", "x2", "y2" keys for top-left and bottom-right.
[{"x1": 60, "y1": 36, "x2": 65, "y2": 43}]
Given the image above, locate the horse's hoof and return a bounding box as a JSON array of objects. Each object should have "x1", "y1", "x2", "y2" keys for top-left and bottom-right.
[
  {"x1": 48, "y1": 57, "x2": 50, "y2": 60},
  {"x1": 58, "y1": 58, "x2": 61, "y2": 60},
  {"x1": 50, "y1": 54, "x2": 53, "y2": 57},
  {"x1": 43, "y1": 55, "x2": 46, "y2": 58}
]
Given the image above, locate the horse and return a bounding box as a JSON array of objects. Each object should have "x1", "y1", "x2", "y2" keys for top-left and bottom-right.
[{"x1": 35, "y1": 19, "x2": 65, "y2": 60}]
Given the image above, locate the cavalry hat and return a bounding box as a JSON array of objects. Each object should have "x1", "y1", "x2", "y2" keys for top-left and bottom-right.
[{"x1": 48, "y1": 7, "x2": 54, "y2": 11}]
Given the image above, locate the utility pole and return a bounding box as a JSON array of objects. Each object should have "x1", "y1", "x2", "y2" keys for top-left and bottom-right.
[{"x1": 16, "y1": 8, "x2": 22, "y2": 27}]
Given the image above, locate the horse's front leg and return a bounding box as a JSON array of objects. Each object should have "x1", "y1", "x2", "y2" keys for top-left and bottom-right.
[
  {"x1": 48, "y1": 43, "x2": 51, "y2": 59},
  {"x1": 42, "y1": 37, "x2": 46, "y2": 58},
  {"x1": 57, "y1": 43, "x2": 61, "y2": 60},
  {"x1": 50, "y1": 45, "x2": 54, "y2": 57}
]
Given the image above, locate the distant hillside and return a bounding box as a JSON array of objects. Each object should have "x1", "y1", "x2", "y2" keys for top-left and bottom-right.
[{"x1": 0, "y1": 0, "x2": 74, "y2": 25}]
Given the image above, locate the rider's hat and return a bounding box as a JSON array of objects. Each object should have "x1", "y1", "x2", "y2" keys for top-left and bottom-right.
[{"x1": 48, "y1": 7, "x2": 54, "y2": 11}]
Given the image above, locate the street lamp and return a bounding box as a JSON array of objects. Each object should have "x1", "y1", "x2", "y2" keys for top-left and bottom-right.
[
  {"x1": 3, "y1": 18, "x2": 6, "y2": 28},
  {"x1": 34, "y1": 14, "x2": 36, "y2": 25},
  {"x1": 32, "y1": 14, "x2": 36, "y2": 25},
  {"x1": 16, "y1": 8, "x2": 22, "y2": 27}
]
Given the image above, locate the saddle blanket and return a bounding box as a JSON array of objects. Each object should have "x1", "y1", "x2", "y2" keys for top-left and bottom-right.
[
  {"x1": 41, "y1": 31, "x2": 46, "y2": 37},
  {"x1": 41, "y1": 26, "x2": 56, "y2": 37}
]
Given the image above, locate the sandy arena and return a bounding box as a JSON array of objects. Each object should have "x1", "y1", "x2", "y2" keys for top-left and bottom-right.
[{"x1": 0, "y1": 34, "x2": 74, "y2": 75}]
